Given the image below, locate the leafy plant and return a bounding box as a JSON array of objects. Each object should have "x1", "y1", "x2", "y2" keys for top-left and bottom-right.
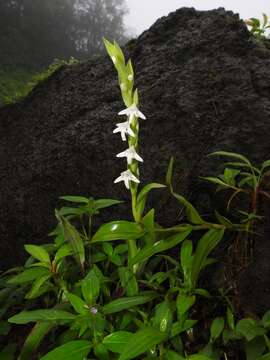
[
  {"x1": 0, "y1": 39, "x2": 269, "y2": 360},
  {"x1": 245, "y1": 13, "x2": 270, "y2": 39}
]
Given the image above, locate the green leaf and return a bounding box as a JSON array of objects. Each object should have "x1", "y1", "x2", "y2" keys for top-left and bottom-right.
[
  {"x1": 226, "y1": 307, "x2": 235, "y2": 331},
  {"x1": 166, "y1": 157, "x2": 174, "y2": 186},
  {"x1": 261, "y1": 159, "x2": 270, "y2": 173},
  {"x1": 54, "y1": 244, "x2": 72, "y2": 263},
  {"x1": 177, "y1": 295, "x2": 195, "y2": 321},
  {"x1": 171, "y1": 191, "x2": 204, "y2": 224},
  {"x1": 171, "y1": 319, "x2": 197, "y2": 337},
  {"x1": 210, "y1": 317, "x2": 225, "y2": 342},
  {"x1": 102, "y1": 242, "x2": 113, "y2": 256},
  {"x1": 136, "y1": 183, "x2": 166, "y2": 216},
  {"x1": 81, "y1": 269, "x2": 100, "y2": 305},
  {"x1": 19, "y1": 322, "x2": 55, "y2": 360},
  {"x1": 60, "y1": 195, "x2": 89, "y2": 204},
  {"x1": 56, "y1": 213, "x2": 85, "y2": 268},
  {"x1": 129, "y1": 228, "x2": 192, "y2": 266},
  {"x1": 66, "y1": 293, "x2": 87, "y2": 315},
  {"x1": 94, "y1": 199, "x2": 123, "y2": 211},
  {"x1": 202, "y1": 176, "x2": 236, "y2": 190},
  {"x1": 153, "y1": 300, "x2": 173, "y2": 333},
  {"x1": 119, "y1": 327, "x2": 167, "y2": 360},
  {"x1": 103, "y1": 331, "x2": 133, "y2": 353},
  {"x1": 165, "y1": 350, "x2": 185, "y2": 360},
  {"x1": 57, "y1": 207, "x2": 85, "y2": 216},
  {"x1": 236, "y1": 318, "x2": 266, "y2": 341},
  {"x1": 191, "y1": 228, "x2": 225, "y2": 287},
  {"x1": 180, "y1": 240, "x2": 193, "y2": 278},
  {"x1": 7, "y1": 267, "x2": 50, "y2": 284},
  {"x1": 245, "y1": 337, "x2": 266, "y2": 360},
  {"x1": 262, "y1": 310, "x2": 270, "y2": 328},
  {"x1": 209, "y1": 151, "x2": 252, "y2": 167},
  {"x1": 103, "y1": 293, "x2": 156, "y2": 315},
  {"x1": 24, "y1": 245, "x2": 51, "y2": 265},
  {"x1": 40, "y1": 340, "x2": 91, "y2": 360},
  {"x1": 25, "y1": 274, "x2": 51, "y2": 299},
  {"x1": 118, "y1": 267, "x2": 138, "y2": 296},
  {"x1": 8, "y1": 309, "x2": 76, "y2": 324},
  {"x1": 92, "y1": 221, "x2": 144, "y2": 243}
]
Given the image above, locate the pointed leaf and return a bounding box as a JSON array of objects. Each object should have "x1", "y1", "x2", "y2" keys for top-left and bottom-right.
[
  {"x1": 119, "y1": 327, "x2": 167, "y2": 360},
  {"x1": 103, "y1": 331, "x2": 133, "y2": 353},
  {"x1": 9, "y1": 310, "x2": 76, "y2": 324},
  {"x1": 24, "y1": 245, "x2": 50, "y2": 264},
  {"x1": 40, "y1": 340, "x2": 91, "y2": 360},
  {"x1": 129, "y1": 228, "x2": 192, "y2": 266},
  {"x1": 92, "y1": 221, "x2": 144, "y2": 243},
  {"x1": 103, "y1": 293, "x2": 156, "y2": 314}
]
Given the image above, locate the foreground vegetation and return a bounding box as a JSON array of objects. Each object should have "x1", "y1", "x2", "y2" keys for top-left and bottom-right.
[{"x1": 0, "y1": 38, "x2": 269, "y2": 360}]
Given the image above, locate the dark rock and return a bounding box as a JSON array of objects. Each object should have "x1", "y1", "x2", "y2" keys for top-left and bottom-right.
[{"x1": 0, "y1": 7, "x2": 270, "y2": 313}]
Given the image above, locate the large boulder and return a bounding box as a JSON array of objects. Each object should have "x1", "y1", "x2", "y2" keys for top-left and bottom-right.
[{"x1": 0, "y1": 7, "x2": 270, "y2": 313}]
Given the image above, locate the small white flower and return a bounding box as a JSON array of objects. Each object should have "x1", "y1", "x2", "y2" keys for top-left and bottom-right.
[
  {"x1": 90, "y1": 306, "x2": 98, "y2": 315},
  {"x1": 114, "y1": 169, "x2": 140, "y2": 189},
  {"x1": 112, "y1": 56, "x2": 117, "y2": 64},
  {"x1": 128, "y1": 74, "x2": 133, "y2": 82},
  {"x1": 116, "y1": 146, "x2": 143, "y2": 165},
  {"x1": 118, "y1": 103, "x2": 146, "y2": 122},
  {"x1": 113, "y1": 121, "x2": 135, "y2": 141}
]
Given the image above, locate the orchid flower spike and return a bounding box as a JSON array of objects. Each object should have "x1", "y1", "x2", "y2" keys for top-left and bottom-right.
[
  {"x1": 113, "y1": 121, "x2": 135, "y2": 141},
  {"x1": 114, "y1": 169, "x2": 140, "y2": 189},
  {"x1": 116, "y1": 146, "x2": 143, "y2": 165},
  {"x1": 118, "y1": 103, "x2": 146, "y2": 122}
]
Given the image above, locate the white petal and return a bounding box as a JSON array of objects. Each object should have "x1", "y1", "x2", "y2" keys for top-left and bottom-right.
[
  {"x1": 121, "y1": 131, "x2": 126, "y2": 141},
  {"x1": 118, "y1": 108, "x2": 129, "y2": 116},
  {"x1": 134, "y1": 153, "x2": 143, "y2": 162},
  {"x1": 137, "y1": 110, "x2": 146, "y2": 120},
  {"x1": 124, "y1": 178, "x2": 130, "y2": 189},
  {"x1": 116, "y1": 149, "x2": 128, "y2": 158},
  {"x1": 114, "y1": 175, "x2": 123, "y2": 183}
]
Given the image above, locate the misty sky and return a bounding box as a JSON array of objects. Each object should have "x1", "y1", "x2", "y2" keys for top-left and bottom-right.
[{"x1": 124, "y1": 0, "x2": 269, "y2": 34}]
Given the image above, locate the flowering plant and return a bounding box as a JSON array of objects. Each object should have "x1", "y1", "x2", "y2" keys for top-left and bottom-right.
[{"x1": 0, "y1": 40, "x2": 269, "y2": 360}]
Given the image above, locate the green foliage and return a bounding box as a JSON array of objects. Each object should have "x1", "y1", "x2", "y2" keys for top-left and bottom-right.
[
  {"x1": 246, "y1": 13, "x2": 270, "y2": 39},
  {"x1": 0, "y1": 40, "x2": 270, "y2": 360},
  {"x1": 1, "y1": 58, "x2": 78, "y2": 105}
]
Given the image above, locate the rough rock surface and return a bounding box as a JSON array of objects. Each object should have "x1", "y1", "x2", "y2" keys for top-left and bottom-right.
[{"x1": 0, "y1": 8, "x2": 270, "y2": 313}]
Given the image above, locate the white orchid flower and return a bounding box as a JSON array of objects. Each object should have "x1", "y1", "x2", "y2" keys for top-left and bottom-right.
[
  {"x1": 116, "y1": 146, "x2": 143, "y2": 165},
  {"x1": 118, "y1": 103, "x2": 146, "y2": 122},
  {"x1": 114, "y1": 169, "x2": 140, "y2": 189},
  {"x1": 113, "y1": 121, "x2": 135, "y2": 141}
]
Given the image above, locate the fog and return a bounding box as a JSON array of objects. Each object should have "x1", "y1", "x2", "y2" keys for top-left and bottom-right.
[{"x1": 124, "y1": 0, "x2": 270, "y2": 34}]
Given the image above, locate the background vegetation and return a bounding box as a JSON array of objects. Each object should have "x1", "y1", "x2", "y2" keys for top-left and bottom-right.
[{"x1": 0, "y1": 0, "x2": 129, "y2": 105}]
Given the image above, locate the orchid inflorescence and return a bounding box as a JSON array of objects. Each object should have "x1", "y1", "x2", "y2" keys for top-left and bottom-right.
[{"x1": 104, "y1": 38, "x2": 146, "y2": 191}]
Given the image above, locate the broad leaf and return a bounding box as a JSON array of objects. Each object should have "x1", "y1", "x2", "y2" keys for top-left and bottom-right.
[
  {"x1": 92, "y1": 221, "x2": 144, "y2": 242},
  {"x1": 24, "y1": 245, "x2": 50, "y2": 265},
  {"x1": 103, "y1": 293, "x2": 156, "y2": 314},
  {"x1": 129, "y1": 228, "x2": 192, "y2": 266},
  {"x1": 40, "y1": 340, "x2": 91, "y2": 360},
  {"x1": 94, "y1": 198, "x2": 123, "y2": 210},
  {"x1": 103, "y1": 331, "x2": 133, "y2": 353},
  {"x1": 191, "y1": 228, "x2": 225, "y2": 287},
  {"x1": 210, "y1": 317, "x2": 225, "y2": 342},
  {"x1": 8, "y1": 267, "x2": 50, "y2": 285},
  {"x1": 60, "y1": 195, "x2": 89, "y2": 204},
  {"x1": 9, "y1": 309, "x2": 76, "y2": 324},
  {"x1": 81, "y1": 269, "x2": 100, "y2": 305},
  {"x1": 236, "y1": 318, "x2": 266, "y2": 341},
  {"x1": 56, "y1": 213, "x2": 85, "y2": 268},
  {"x1": 119, "y1": 327, "x2": 167, "y2": 360}
]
